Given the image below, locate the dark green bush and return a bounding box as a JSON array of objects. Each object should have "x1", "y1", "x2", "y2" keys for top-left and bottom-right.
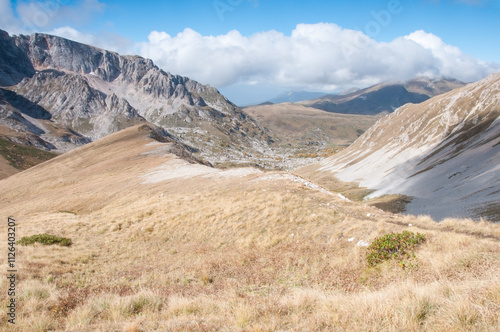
[
  {"x1": 366, "y1": 231, "x2": 426, "y2": 269},
  {"x1": 18, "y1": 233, "x2": 72, "y2": 247}
]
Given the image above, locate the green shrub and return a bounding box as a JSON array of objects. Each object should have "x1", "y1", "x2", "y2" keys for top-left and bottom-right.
[
  {"x1": 18, "y1": 233, "x2": 72, "y2": 247},
  {"x1": 366, "y1": 231, "x2": 426, "y2": 269}
]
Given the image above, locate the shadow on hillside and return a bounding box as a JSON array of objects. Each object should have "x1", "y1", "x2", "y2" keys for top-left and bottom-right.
[
  {"x1": 0, "y1": 88, "x2": 52, "y2": 120},
  {"x1": 382, "y1": 112, "x2": 500, "y2": 222}
]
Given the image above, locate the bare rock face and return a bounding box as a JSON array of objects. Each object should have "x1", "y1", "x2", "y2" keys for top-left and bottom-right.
[
  {"x1": 0, "y1": 30, "x2": 35, "y2": 86},
  {"x1": 0, "y1": 29, "x2": 271, "y2": 162}
]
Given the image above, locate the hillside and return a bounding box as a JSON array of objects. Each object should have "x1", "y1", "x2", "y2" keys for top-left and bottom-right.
[
  {"x1": 244, "y1": 103, "x2": 381, "y2": 148},
  {"x1": 311, "y1": 73, "x2": 500, "y2": 221},
  {"x1": 0, "y1": 136, "x2": 57, "y2": 179},
  {"x1": 300, "y1": 77, "x2": 466, "y2": 115},
  {"x1": 1, "y1": 124, "x2": 499, "y2": 331},
  {"x1": 0, "y1": 29, "x2": 273, "y2": 165}
]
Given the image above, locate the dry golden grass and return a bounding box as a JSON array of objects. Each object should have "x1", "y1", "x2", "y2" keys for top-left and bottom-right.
[
  {"x1": 244, "y1": 103, "x2": 380, "y2": 148},
  {"x1": 1, "y1": 125, "x2": 499, "y2": 331}
]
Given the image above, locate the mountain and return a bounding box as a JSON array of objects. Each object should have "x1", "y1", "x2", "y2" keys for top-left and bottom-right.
[
  {"x1": 0, "y1": 29, "x2": 272, "y2": 165},
  {"x1": 312, "y1": 73, "x2": 500, "y2": 221},
  {"x1": 338, "y1": 87, "x2": 360, "y2": 96},
  {"x1": 267, "y1": 90, "x2": 327, "y2": 104},
  {"x1": 405, "y1": 76, "x2": 466, "y2": 96},
  {"x1": 300, "y1": 77, "x2": 466, "y2": 115}
]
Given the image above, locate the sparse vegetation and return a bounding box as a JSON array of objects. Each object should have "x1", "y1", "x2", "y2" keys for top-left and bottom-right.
[
  {"x1": 367, "y1": 194, "x2": 413, "y2": 213},
  {"x1": 366, "y1": 231, "x2": 426, "y2": 269},
  {"x1": 0, "y1": 137, "x2": 57, "y2": 170},
  {"x1": 296, "y1": 147, "x2": 344, "y2": 158},
  {"x1": 18, "y1": 233, "x2": 72, "y2": 247}
]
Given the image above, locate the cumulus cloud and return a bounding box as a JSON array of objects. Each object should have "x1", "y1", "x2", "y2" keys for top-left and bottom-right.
[
  {"x1": 0, "y1": 0, "x2": 21, "y2": 32},
  {"x1": 0, "y1": 0, "x2": 105, "y2": 33},
  {"x1": 49, "y1": 26, "x2": 134, "y2": 54},
  {"x1": 404, "y1": 30, "x2": 496, "y2": 81},
  {"x1": 0, "y1": 1, "x2": 132, "y2": 53},
  {"x1": 140, "y1": 23, "x2": 499, "y2": 90}
]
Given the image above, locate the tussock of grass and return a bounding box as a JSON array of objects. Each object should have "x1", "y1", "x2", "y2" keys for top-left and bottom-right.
[
  {"x1": 18, "y1": 233, "x2": 72, "y2": 246},
  {"x1": 366, "y1": 231, "x2": 426, "y2": 268}
]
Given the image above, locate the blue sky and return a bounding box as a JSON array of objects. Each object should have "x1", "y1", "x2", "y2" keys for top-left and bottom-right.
[{"x1": 1, "y1": 0, "x2": 500, "y2": 105}]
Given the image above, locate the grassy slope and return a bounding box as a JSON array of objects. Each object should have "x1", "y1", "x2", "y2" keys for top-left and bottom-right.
[
  {"x1": 294, "y1": 163, "x2": 416, "y2": 214},
  {"x1": 244, "y1": 103, "x2": 380, "y2": 149},
  {"x1": 0, "y1": 154, "x2": 18, "y2": 179},
  {"x1": 0, "y1": 125, "x2": 499, "y2": 331},
  {"x1": 0, "y1": 137, "x2": 57, "y2": 179}
]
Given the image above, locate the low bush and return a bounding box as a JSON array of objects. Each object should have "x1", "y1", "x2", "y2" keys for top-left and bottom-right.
[
  {"x1": 18, "y1": 233, "x2": 72, "y2": 247},
  {"x1": 366, "y1": 231, "x2": 426, "y2": 269}
]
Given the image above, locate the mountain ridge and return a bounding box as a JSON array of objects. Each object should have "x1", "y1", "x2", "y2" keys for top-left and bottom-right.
[
  {"x1": 0, "y1": 29, "x2": 273, "y2": 165},
  {"x1": 298, "y1": 77, "x2": 466, "y2": 115},
  {"x1": 316, "y1": 73, "x2": 500, "y2": 221},
  {"x1": 267, "y1": 90, "x2": 327, "y2": 104}
]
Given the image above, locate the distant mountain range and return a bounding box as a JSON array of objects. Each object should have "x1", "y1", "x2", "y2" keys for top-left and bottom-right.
[
  {"x1": 0, "y1": 29, "x2": 273, "y2": 165},
  {"x1": 267, "y1": 90, "x2": 327, "y2": 104},
  {"x1": 315, "y1": 73, "x2": 500, "y2": 221},
  {"x1": 262, "y1": 77, "x2": 466, "y2": 115},
  {"x1": 246, "y1": 77, "x2": 466, "y2": 151},
  {"x1": 265, "y1": 87, "x2": 367, "y2": 105},
  {"x1": 299, "y1": 77, "x2": 466, "y2": 115}
]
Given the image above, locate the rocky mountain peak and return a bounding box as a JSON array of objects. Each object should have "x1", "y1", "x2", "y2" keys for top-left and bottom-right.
[{"x1": 0, "y1": 29, "x2": 272, "y2": 164}]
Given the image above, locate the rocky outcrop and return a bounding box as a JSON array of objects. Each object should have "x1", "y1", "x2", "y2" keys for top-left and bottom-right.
[
  {"x1": 0, "y1": 29, "x2": 271, "y2": 161},
  {"x1": 0, "y1": 30, "x2": 35, "y2": 86}
]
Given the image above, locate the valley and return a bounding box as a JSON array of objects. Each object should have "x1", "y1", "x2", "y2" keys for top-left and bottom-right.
[{"x1": 1, "y1": 124, "x2": 499, "y2": 331}]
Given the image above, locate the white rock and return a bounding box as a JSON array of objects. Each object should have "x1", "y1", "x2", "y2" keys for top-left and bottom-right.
[{"x1": 357, "y1": 240, "x2": 369, "y2": 247}]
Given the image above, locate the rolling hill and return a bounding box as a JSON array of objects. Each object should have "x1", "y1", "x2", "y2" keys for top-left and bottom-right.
[{"x1": 244, "y1": 103, "x2": 381, "y2": 148}]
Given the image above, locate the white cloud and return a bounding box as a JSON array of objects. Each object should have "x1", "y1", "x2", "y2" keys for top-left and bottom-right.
[
  {"x1": 0, "y1": 0, "x2": 21, "y2": 33},
  {"x1": 403, "y1": 30, "x2": 495, "y2": 81},
  {"x1": 140, "y1": 23, "x2": 500, "y2": 90},
  {"x1": 1, "y1": 3, "x2": 498, "y2": 95},
  {"x1": 48, "y1": 26, "x2": 134, "y2": 54},
  {"x1": 0, "y1": 0, "x2": 105, "y2": 33},
  {"x1": 0, "y1": 1, "x2": 133, "y2": 54}
]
